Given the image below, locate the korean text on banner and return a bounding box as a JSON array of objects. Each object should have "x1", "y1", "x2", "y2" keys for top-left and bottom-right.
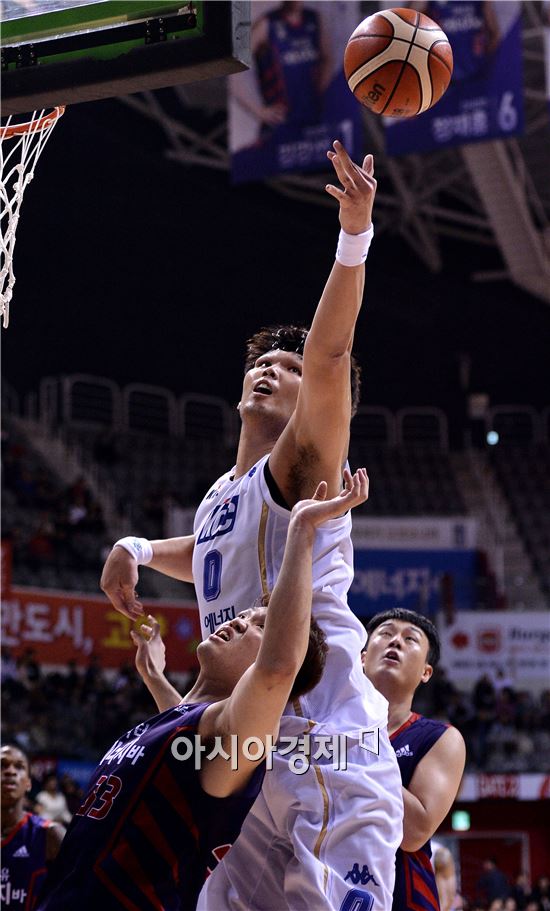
[
  {"x1": 385, "y1": 1, "x2": 524, "y2": 155},
  {"x1": 1, "y1": 587, "x2": 201, "y2": 671},
  {"x1": 229, "y1": 1, "x2": 362, "y2": 183}
]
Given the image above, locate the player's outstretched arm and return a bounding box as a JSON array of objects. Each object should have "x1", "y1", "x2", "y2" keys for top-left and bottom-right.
[
  {"x1": 271, "y1": 142, "x2": 376, "y2": 503},
  {"x1": 200, "y1": 469, "x2": 369, "y2": 797},
  {"x1": 131, "y1": 616, "x2": 184, "y2": 713},
  {"x1": 401, "y1": 726, "x2": 466, "y2": 852},
  {"x1": 100, "y1": 535, "x2": 195, "y2": 619}
]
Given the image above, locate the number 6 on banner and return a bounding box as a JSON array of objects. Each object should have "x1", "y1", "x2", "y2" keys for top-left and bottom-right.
[{"x1": 497, "y1": 92, "x2": 518, "y2": 132}]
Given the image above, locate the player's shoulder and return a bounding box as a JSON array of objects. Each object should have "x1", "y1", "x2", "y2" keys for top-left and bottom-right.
[
  {"x1": 405, "y1": 714, "x2": 452, "y2": 750},
  {"x1": 30, "y1": 812, "x2": 53, "y2": 829},
  {"x1": 416, "y1": 717, "x2": 465, "y2": 759}
]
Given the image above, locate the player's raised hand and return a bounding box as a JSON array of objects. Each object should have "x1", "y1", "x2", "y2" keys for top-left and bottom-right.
[
  {"x1": 131, "y1": 615, "x2": 166, "y2": 680},
  {"x1": 100, "y1": 546, "x2": 144, "y2": 620},
  {"x1": 325, "y1": 140, "x2": 376, "y2": 235},
  {"x1": 290, "y1": 467, "x2": 369, "y2": 531}
]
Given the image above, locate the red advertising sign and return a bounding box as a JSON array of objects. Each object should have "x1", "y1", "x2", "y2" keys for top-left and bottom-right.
[
  {"x1": 1, "y1": 539, "x2": 12, "y2": 595},
  {"x1": 478, "y1": 775, "x2": 520, "y2": 799},
  {"x1": 1, "y1": 587, "x2": 200, "y2": 672}
]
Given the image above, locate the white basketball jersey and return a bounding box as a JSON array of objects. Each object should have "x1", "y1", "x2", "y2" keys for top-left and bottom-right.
[{"x1": 192, "y1": 454, "x2": 387, "y2": 731}]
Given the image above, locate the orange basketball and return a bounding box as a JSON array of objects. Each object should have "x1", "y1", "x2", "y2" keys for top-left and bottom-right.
[{"x1": 344, "y1": 7, "x2": 453, "y2": 118}]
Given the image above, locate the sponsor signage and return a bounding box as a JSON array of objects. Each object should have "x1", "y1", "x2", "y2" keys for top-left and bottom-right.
[
  {"x1": 350, "y1": 547, "x2": 476, "y2": 614},
  {"x1": 459, "y1": 773, "x2": 550, "y2": 801},
  {"x1": 352, "y1": 517, "x2": 477, "y2": 550},
  {"x1": 1, "y1": 587, "x2": 200, "y2": 671},
  {"x1": 438, "y1": 611, "x2": 550, "y2": 687}
]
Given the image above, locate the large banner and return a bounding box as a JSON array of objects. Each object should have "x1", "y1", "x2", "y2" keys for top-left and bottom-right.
[
  {"x1": 350, "y1": 548, "x2": 476, "y2": 615},
  {"x1": 352, "y1": 516, "x2": 477, "y2": 551},
  {"x1": 438, "y1": 610, "x2": 550, "y2": 688},
  {"x1": 385, "y1": 1, "x2": 524, "y2": 155},
  {"x1": 229, "y1": 1, "x2": 362, "y2": 182},
  {"x1": 1, "y1": 588, "x2": 200, "y2": 672},
  {"x1": 459, "y1": 773, "x2": 550, "y2": 801}
]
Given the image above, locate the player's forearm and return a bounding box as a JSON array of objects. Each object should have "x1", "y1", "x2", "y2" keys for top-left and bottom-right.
[
  {"x1": 148, "y1": 535, "x2": 194, "y2": 583},
  {"x1": 306, "y1": 261, "x2": 365, "y2": 361},
  {"x1": 401, "y1": 786, "x2": 434, "y2": 852},
  {"x1": 256, "y1": 519, "x2": 315, "y2": 677},
  {"x1": 141, "y1": 670, "x2": 183, "y2": 713}
]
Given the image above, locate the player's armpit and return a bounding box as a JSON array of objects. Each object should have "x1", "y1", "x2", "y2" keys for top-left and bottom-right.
[
  {"x1": 270, "y1": 340, "x2": 356, "y2": 502},
  {"x1": 401, "y1": 726, "x2": 466, "y2": 852}
]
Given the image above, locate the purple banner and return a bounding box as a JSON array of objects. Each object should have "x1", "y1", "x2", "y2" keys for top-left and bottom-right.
[
  {"x1": 229, "y1": 1, "x2": 362, "y2": 183},
  {"x1": 385, "y1": 1, "x2": 524, "y2": 155}
]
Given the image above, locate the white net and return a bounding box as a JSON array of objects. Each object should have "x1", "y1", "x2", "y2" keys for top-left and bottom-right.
[{"x1": 0, "y1": 107, "x2": 65, "y2": 328}]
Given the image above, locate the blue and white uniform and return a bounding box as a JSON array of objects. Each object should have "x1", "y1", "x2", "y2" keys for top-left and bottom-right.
[
  {"x1": 36, "y1": 703, "x2": 264, "y2": 911},
  {"x1": 194, "y1": 455, "x2": 403, "y2": 910}
]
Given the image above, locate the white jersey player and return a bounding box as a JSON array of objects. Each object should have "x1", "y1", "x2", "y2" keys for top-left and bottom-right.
[{"x1": 101, "y1": 140, "x2": 403, "y2": 910}]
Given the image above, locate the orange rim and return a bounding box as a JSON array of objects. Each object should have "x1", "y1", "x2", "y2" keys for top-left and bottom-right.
[{"x1": 0, "y1": 106, "x2": 65, "y2": 140}]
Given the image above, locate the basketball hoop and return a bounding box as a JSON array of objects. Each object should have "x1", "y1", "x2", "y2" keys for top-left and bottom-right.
[{"x1": 0, "y1": 106, "x2": 65, "y2": 328}]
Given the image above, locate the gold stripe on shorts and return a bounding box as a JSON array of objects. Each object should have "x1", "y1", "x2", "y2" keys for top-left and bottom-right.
[
  {"x1": 313, "y1": 765, "x2": 330, "y2": 891},
  {"x1": 258, "y1": 500, "x2": 270, "y2": 599}
]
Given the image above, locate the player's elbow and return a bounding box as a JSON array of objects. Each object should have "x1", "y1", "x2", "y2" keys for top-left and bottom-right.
[{"x1": 401, "y1": 822, "x2": 433, "y2": 853}]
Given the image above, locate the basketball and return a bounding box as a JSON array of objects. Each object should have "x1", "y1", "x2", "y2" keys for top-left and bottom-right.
[{"x1": 344, "y1": 7, "x2": 453, "y2": 118}]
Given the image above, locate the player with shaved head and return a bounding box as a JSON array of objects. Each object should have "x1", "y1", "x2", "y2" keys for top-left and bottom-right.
[{"x1": 1, "y1": 744, "x2": 65, "y2": 908}]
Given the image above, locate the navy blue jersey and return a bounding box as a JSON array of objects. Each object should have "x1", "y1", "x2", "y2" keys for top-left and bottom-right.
[
  {"x1": 391, "y1": 713, "x2": 449, "y2": 911},
  {"x1": 255, "y1": 8, "x2": 322, "y2": 125},
  {"x1": 37, "y1": 702, "x2": 264, "y2": 911},
  {"x1": 426, "y1": 2, "x2": 489, "y2": 82},
  {"x1": 1, "y1": 812, "x2": 51, "y2": 909}
]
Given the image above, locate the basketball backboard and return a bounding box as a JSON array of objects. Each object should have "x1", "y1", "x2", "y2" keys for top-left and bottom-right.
[{"x1": 1, "y1": 1, "x2": 251, "y2": 115}]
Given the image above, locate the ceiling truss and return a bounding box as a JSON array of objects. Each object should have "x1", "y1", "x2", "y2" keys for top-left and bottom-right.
[{"x1": 119, "y1": 1, "x2": 550, "y2": 301}]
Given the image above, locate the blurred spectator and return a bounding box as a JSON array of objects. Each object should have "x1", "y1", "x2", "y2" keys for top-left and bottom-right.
[
  {"x1": 27, "y1": 517, "x2": 57, "y2": 569},
  {"x1": 477, "y1": 858, "x2": 509, "y2": 905},
  {"x1": 34, "y1": 774, "x2": 72, "y2": 825},
  {"x1": 18, "y1": 648, "x2": 41, "y2": 689},
  {"x1": 59, "y1": 773, "x2": 84, "y2": 816},
  {"x1": 2, "y1": 424, "x2": 108, "y2": 589},
  {"x1": 471, "y1": 675, "x2": 497, "y2": 767},
  {"x1": 532, "y1": 877, "x2": 550, "y2": 911},
  {"x1": 511, "y1": 874, "x2": 532, "y2": 910},
  {"x1": 491, "y1": 667, "x2": 515, "y2": 693},
  {"x1": 1, "y1": 646, "x2": 18, "y2": 684}
]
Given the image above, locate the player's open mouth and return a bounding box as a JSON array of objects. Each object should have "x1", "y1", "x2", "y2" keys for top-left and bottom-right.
[
  {"x1": 214, "y1": 627, "x2": 233, "y2": 642},
  {"x1": 383, "y1": 650, "x2": 400, "y2": 663},
  {"x1": 253, "y1": 382, "x2": 272, "y2": 396}
]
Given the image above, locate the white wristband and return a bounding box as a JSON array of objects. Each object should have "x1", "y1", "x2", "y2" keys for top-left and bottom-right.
[
  {"x1": 114, "y1": 536, "x2": 153, "y2": 565},
  {"x1": 336, "y1": 224, "x2": 374, "y2": 267}
]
